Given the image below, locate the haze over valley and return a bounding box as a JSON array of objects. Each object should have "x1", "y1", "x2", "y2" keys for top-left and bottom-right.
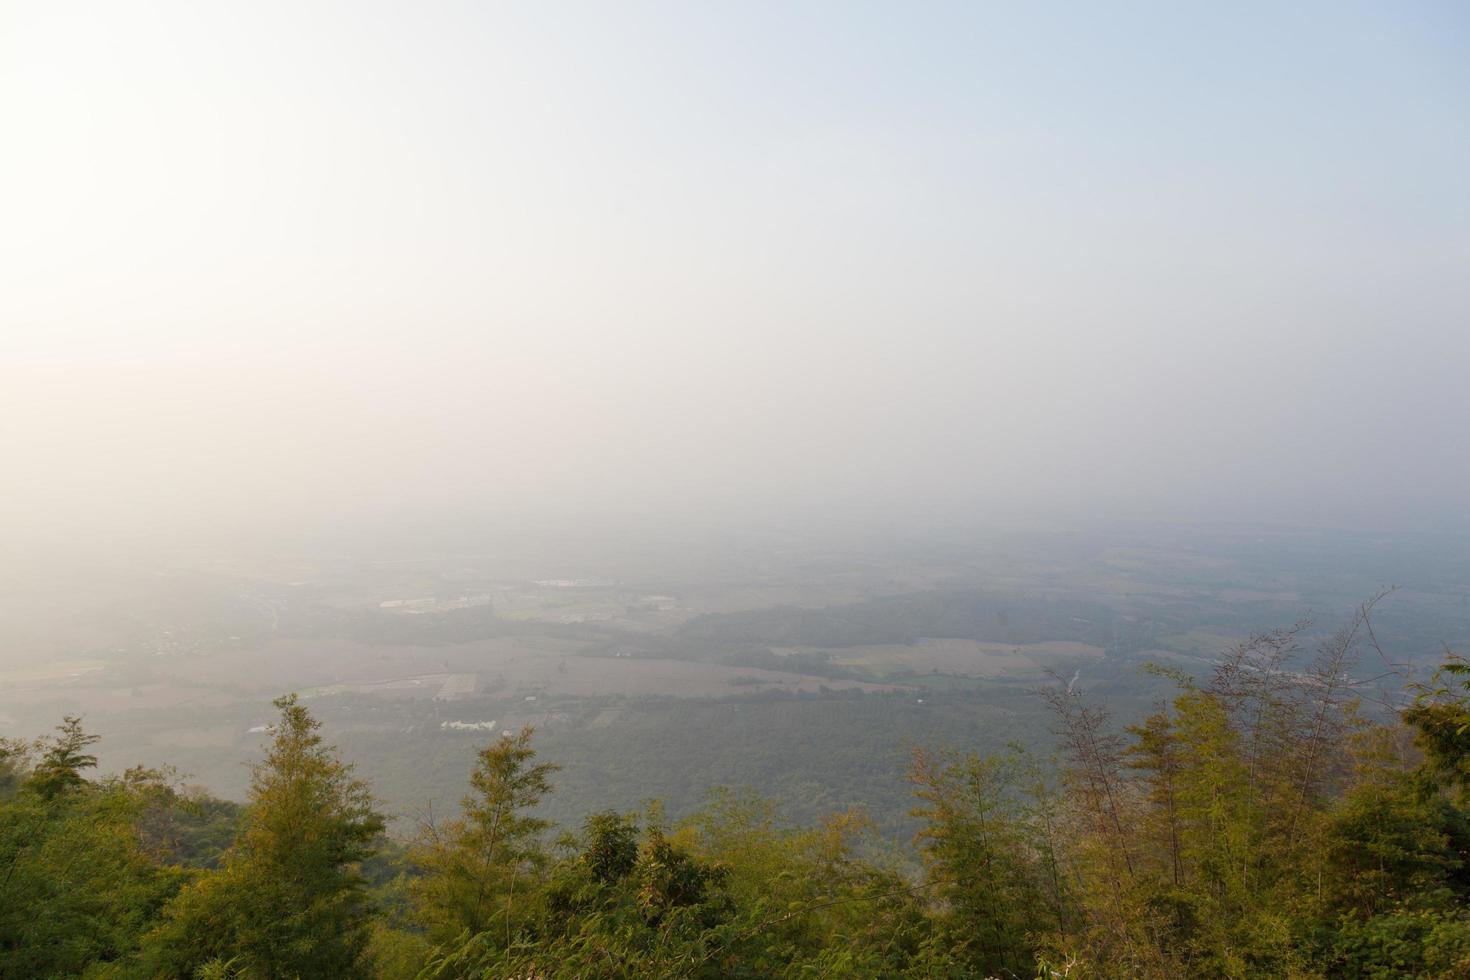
[
  {"x1": 5, "y1": 521, "x2": 1467, "y2": 836},
  {"x1": 4, "y1": 3, "x2": 1470, "y2": 977}
]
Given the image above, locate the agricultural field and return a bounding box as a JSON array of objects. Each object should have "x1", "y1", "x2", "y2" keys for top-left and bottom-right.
[
  {"x1": 0, "y1": 658, "x2": 107, "y2": 688},
  {"x1": 775, "y1": 639, "x2": 1105, "y2": 679},
  {"x1": 3, "y1": 521, "x2": 1467, "y2": 837}
]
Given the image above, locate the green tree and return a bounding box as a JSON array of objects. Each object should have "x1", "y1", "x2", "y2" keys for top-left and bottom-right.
[
  {"x1": 909, "y1": 745, "x2": 1053, "y2": 977},
  {"x1": 0, "y1": 725, "x2": 186, "y2": 977},
  {"x1": 411, "y1": 726, "x2": 559, "y2": 947},
  {"x1": 141, "y1": 693, "x2": 384, "y2": 978},
  {"x1": 1405, "y1": 657, "x2": 1470, "y2": 800},
  {"x1": 27, "y1": 715, "x2": 101, "y2": 799},
  {"x1": 0, "y1": 735, "x2": 32, "y2": 800}
]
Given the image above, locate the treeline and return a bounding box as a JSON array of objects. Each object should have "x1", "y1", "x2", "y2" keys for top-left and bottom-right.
[{"x1": 4, "y1": 600, "x2": 1470, "y2": 977}]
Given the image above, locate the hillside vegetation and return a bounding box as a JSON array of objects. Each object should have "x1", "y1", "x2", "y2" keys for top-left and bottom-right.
[{"x1": 4, "y1": 599, "x2": 1470, "y2": 978}]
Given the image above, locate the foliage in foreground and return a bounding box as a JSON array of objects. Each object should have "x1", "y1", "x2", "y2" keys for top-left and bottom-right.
[{"x1": 3, "y1": 599, "x2": 1470, "y2": 977}]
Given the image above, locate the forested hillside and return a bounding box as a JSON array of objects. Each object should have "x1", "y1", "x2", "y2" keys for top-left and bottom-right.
[{"x1": 5, "y1": 600, "x2": 1470, "y2": 979}]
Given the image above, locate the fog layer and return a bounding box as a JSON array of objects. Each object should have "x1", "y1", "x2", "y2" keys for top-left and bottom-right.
[{"x1": 4, "y1": 1, "x2": 1468, "y2": 554}]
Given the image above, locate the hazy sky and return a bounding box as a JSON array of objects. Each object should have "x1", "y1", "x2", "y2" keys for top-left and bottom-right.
[{"x1": 3, "y1": 1, "x2": 1468, "y2": 552}]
